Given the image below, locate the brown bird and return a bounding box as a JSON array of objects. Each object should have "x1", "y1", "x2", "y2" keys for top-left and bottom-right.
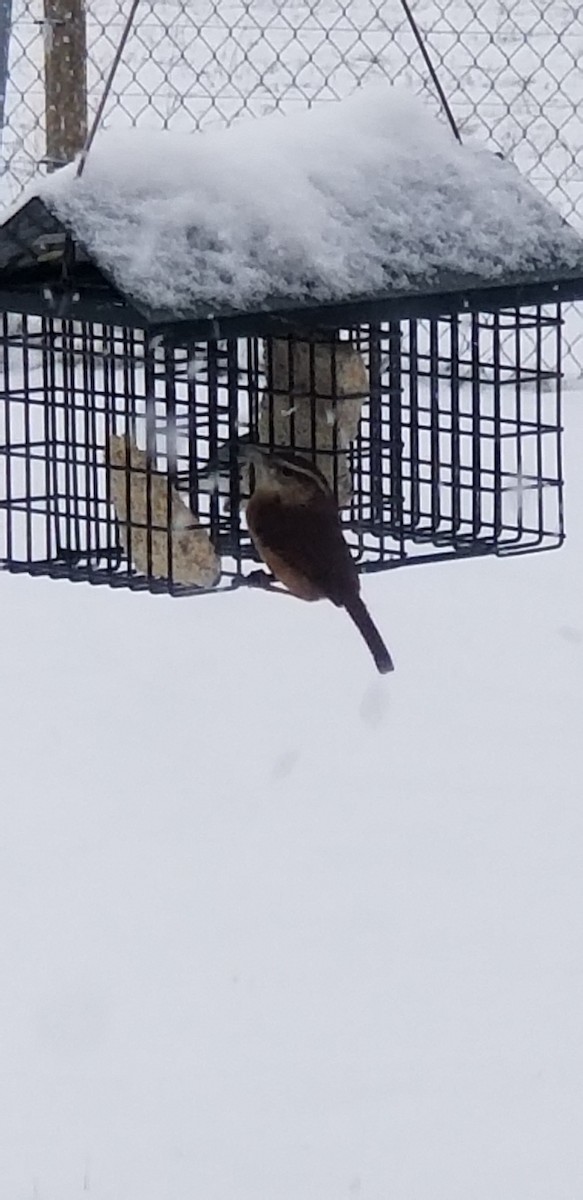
[{"x1": 241, "y1": 445, "x2": 394, "y2": 673}]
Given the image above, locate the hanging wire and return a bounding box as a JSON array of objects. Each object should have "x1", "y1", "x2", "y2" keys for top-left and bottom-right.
[
  {"x1": 74, "y1": 0, "x2": 460, "y2": 178},
  {"x1": 76, "y1": 0, "x2": 142, "y2": 178},
  {"x1": 397, "y1": 0, "x2": 462, "y2": 143}
]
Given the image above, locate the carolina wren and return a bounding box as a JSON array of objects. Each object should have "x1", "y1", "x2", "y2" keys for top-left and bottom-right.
[
  {"x1": 195, "y1": 336, "x2": 367, "y2": 510},
  {"x1": 241, "y1": 445, "x2": 394, "y2": 674}
]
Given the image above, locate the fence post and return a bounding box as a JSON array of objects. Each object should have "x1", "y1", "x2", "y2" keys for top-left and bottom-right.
[
  {"x1": 44, "y1": 0, "x2": 87, "y2": 170},
  {"x1": 0, "y1": 0, "x2": 12, "y2": 159}
]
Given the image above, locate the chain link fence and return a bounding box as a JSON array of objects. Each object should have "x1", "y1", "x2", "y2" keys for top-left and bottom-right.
[{"x1": 2, "y1": 0, "x2": 583, "y2": 365}]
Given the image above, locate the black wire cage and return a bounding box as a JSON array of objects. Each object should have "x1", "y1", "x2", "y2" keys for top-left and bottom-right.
[
  {"x1": 3, "y1": 78, "x2": 583, "y2": 603},
  {"x1": 0, "y1": 302, "x2": 565, "y2": 596}
]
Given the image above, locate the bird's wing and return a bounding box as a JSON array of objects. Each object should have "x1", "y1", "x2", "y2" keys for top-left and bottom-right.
[{"x1": 248, "y1": 493, "x2": 359, "y2": 606}]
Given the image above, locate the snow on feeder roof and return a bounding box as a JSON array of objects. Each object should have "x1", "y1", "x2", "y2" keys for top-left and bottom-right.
[{"x1": 2, "y1": 84, "x2": 583, "y2": 337}]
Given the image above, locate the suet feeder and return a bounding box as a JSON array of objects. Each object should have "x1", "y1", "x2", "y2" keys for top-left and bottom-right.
[{"x1": 1, "y1": 87, "x2": 583, "y2": 597}]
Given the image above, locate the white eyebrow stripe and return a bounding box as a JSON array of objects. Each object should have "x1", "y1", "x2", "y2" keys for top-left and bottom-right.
[{"x1": 277, "y1": 457, "x2": 332, "y2": 496}]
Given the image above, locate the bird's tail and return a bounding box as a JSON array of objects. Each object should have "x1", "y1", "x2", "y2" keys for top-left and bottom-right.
[{"x1": 345, "y1": 594, "x2": 394, "y2": 674}]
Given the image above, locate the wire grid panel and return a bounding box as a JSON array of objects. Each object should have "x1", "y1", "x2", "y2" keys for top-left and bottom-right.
[
  {"x1": 376, "y1": 311, "x2": 563, "y2": 559},
  {"x1": 0, "y1": 312, "x2": 563, "y2": 596}
]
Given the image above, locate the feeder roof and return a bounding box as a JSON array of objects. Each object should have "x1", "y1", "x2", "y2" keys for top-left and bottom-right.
[{"x1": 2, "y1": 84, "x2": 583, "y2": 338}]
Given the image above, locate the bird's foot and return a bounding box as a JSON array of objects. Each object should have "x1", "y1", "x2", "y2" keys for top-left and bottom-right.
[{"x1": 244, "y1": 568, "x2": 279, "y2": 591}]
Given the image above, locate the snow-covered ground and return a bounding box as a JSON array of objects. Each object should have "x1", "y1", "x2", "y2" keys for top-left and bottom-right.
[{"x1": 0, "y1": 395, "x2": 582, "y2": 1200}]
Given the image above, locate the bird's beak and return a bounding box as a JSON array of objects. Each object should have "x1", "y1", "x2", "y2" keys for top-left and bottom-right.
[
  {"x1": 197, "y1": 440, "x2": 243, "y2": 492},
  {"x1": 196, "y1": 449, "x2": 230, "y2": 493},
  {"x1": 198, "y1": 468, "x2": 224, "y2": 495},
  {"x1": 196, "y1": 440, "x2": 262, "y2": 494}
]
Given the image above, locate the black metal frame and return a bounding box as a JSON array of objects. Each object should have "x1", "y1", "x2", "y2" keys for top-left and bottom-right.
[{"x1": 0, "y1": 305, "x2": 564, "y2": 596}]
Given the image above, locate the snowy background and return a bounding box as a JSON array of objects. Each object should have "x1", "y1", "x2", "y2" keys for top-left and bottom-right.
[
  {"x1": 1, "y1": 400, "x2": 582, "y2": 1200},
  {"x1": 1, "y1": 2, "x2": 583, "y2": 1199}
]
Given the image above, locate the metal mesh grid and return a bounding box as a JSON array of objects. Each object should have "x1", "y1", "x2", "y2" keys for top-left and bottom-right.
[{"x1": 0, "y1": 309, "x2": 564, "y2": 596}]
